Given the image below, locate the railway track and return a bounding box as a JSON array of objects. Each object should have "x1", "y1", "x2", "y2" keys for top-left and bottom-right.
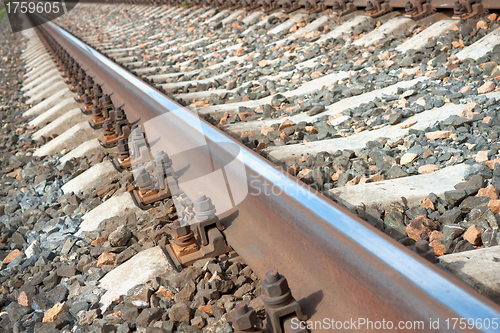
[{"x1": 2, "y1": 0, "x2": 500, "y2": 332}]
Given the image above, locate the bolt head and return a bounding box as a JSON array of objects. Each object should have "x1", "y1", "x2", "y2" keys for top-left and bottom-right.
[
  {"x1": 262, "y1": 272, "x2": 289, "y2": 298},
  {"x1": 118, "y1": 141, "x2": 128, "y2": 153},
  {"x1": 103, "y1": 122, "x2": 113, "y2": 130},
  {"x1": 155, "y1": 150, "x2": 168, "y2": 159},
  {"x1": 132, "y1": 128, "x2": 143, "y2": 138},
  {"x1": 103, "y1": 96, "x2": 112, "y2": 105},
  {"x1": 172, "y1": 220, "x2": 191, "y2": 237},
  {"x1": 232, "y1": 304, "x2": 258, "y2": 331},
  {"x1": 135, "y1": 168, "x2": 151, "y2": 186},
  {"x1": 194, "y1": 194, "x2": 216, "y2": 219}
]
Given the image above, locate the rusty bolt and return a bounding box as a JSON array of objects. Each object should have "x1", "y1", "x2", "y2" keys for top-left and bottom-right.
[
  {"x1": 232, "y1": 303, "x2": 258, "y2": 331},
  {"x1": 83, "y1": 94, "x2": 92, "y2": 105},
  {"x1": 366, "y1": 0, "x2": 374, "y2": 10},
  {"x1": 78, "y1": 68, "x2": 86, "y2": 79},
  {"x1": 91, "y1": 104, "x2": 101, "y2": 116},
  {"x1": 262, "y1": 270, "x2": 289, "y2": 298},
  {"x1": 118, "y1": 138, "x2": 128, "y2": 151},
  {"x1": 155, "y1": 150, "x2": 172, "y2": 168},
  {"x1": 194, "y1": 194, "x2": 216, "y2": 220},
  {"x1": 155, "y1": 150, "x2": 169, "y2": 161},
  {"x1": 454, "y1": 0, "x2": 465, "y2": 14},
  {"x1": 405, "y1": 1, "x2": 414, "y2": 13},
  {"x1": 103, "y1": 121, "x2": 113, "y2": 131},
  {"x1": 172, "y1": 219, "x2": 191, "y2": 237},
  {"x1": 135, "y1": 167, "x2": 152, "y2": 187},
  {"x1": 115, "y1": 109, "x2": 126, "y2": 120},
  {"x1": 113, "y1": 106, "x2": 124, "y2": 116},
  {"x1": 102, "y1": 94, "x2": 113, "y2": 106},
  {"x1": 131, "y1": 127, "x2": 143, "y2": 139}
]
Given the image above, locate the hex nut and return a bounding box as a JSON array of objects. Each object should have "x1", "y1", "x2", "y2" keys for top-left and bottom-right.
[
  {"x1": 262, "y1": 275, "x2": 289, "y2": 298},
  {"x1": 135, "y1": 169, "x2": 151, "y2": 186},
  {"x1": 232, "y1": 304, "x2": 258, "y2": 331},
  {"x1": 172, "y1": 221, "x2": 191, "y2": 237}
]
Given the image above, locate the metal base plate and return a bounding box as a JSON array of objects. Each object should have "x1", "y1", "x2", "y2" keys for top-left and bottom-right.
[
  {"x1": 98, "y1": 138, "x2": 117, "y2": 149},
  {"x1": 130, "y1": 190, "x2": 160, "y2": 210},
  {"x1": 81, "y1": 107, "x2": 92, "y2": 115},
  {"x1": 88, "y1": 120, "x2": 104, "y2": 130}
]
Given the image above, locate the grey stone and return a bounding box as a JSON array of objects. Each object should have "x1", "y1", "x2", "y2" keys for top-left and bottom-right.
[
  {"x1": 30, "y1": 271, "x2": 49, "y2": 286},
  {"x1": 469, "y1": 207, "x2": 497, "y2": 228},
  {"x1": 443, "y1": 224, "x2": 465, "y2": 241},
  {"x1": 43, "y1": 270, "x2": 59, "y2": 287},
  {"x1": 406, "y1": 207, "x2": 428, "y2": 220},
  {"x1": 384, "y1": 210, "x2": 406, "y2": 240},
  {"x1": 454, "y1": 239, "x2": 475, "y2": 253},
  {"x1": 120, "y1": 306, "x2": 138, "y2": 323},
  {"x1": 336, "y1": 172, "x2": 353, "y2": 187},
  {"x1": 207, "y1": 263, "x2": 222, "y2": 275},
  {"x1": 234, "y1": 283, "x2": 254, "y2": 298},
  {"x1": 174, "y1": 280, "x2": 196, "y2": 302},
  {"x1": 154, "y1": 320, "x2": 174, "y2": 333},
  {"x1": 113, "y1": 245, "x2": 135, "y2": 265},
  {"x1": 170, "y1": 266, "x2": 203, "y2": 289},
  {"x1": 363, "y1": 209, "x2": 384, "y2": 230},
  {"x1": 193, "y1": 289, "x2": 220, "y2": 303},
  {"x1": 481, "y1": 229, "x2": 500, "y2": 247},
  {"x1": 78, "y1": 309, "x2": 101, "y2": 325},
  {"x1": 85, "y1": 267, "x2": 106, "y2": 285},
  {"x1": 385, "y1": 165, "x2": 408, "y2": 179},
  {"x1": 464, "y1": 163, "x2": 492, "y2": 180},
  {"x1": 400, "y1": 56, "x2": 413, "y2": 67},
  {"x1": 108, "y1": 226, "x2": 131, "y2": 247},
  {"x1": 389, "y1": 113, "x2": 402, "y2": 125},
  {"x1": 136, "y1": 308, "x2": 163, "y2": 328},
  {"x1": 44, "y1": 284, "x2": 69, "y2": 304},
  {"x1": 460, "y1": 196, "x2": 491, "y2": 210},
  {"x1": 433, "y1": 67, "x2": 449, "y2": 80},
  {"x1": 438, "y1": 207, "x2": 462, "y2": 225},
  {"x1": 117, "y1": 322, "x2": 131, "y2": 333},
  {"x1": 57, "y1": 264, "x2": 77, "y2": 277},
  {"x1": 210, "y1": 279, "x2": 234, "y2": 294},
  {"x1": 443, "y1": 115, "x2": 469, "y2": 127},
  {"x1": 60, "y1": 238, "x2": 78, "y2": 256},
  {"x1": 125, "y1": 288, "x2": 152, "y2": 309},
  {"x1": 169, "y1": 302, "x2": 192, "y2": 324},
  {"x1": 191, "y1": 316, "x2": 206, "y2": 329},
  {"x1": 5, "y1": 302, "x2": 32, "y2": 322},
  {"x1": 306, "y1": 105, "x2": 325, "y2": 116},
  {"x1": 69, "y1": 301, "x2": 90, "y2": 319},
  {"x1": 444, "y1": 189, "x2": 468, "y2": 206}
]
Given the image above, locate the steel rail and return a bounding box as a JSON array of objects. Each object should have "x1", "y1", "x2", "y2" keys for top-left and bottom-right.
[{"x1": 30, "y1": 11, "x2": 500, "y2": 332}]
